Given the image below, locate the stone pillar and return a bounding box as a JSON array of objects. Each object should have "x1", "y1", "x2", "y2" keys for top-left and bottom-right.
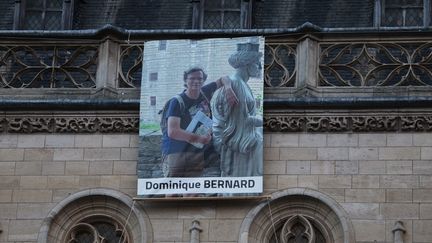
[
  {"x1": 296, "y1": 36, "x2": 319, "y2": 94},
  {"x1": 96, "y1": 38, "x2": 120, "y2": 89},
  {"x1": 392, "y1": 221, "x2": 406, "y2": 243},
  {"x1": 189, "y1": 219, "x2": 202, "y2": 243}
]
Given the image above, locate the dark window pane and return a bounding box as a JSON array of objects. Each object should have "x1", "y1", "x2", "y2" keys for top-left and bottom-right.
[
  {"x1": 149, "y1": 72, "x2": 158, "y2": 81},
  {"x1": 74, "y1": 230, "x2": 94, "y2": 243},
  {"x1": 203, "y1": 12, "x2": 222, "y2": 28},
  {"x1": 223, "y1": 11, "x2": 241, "y2": 28},
  {"x1": 24, "y1": 11, "x2": 43, "y2": 29},
  {"x1": 27, "y1": 0, "x2": 44, "y2": 8},
  {"x1": 47, "y1": 0, "x2": 63, "y2": 9},
  {"x1": 94, "y1": 222, "x2": 125, "y2": 243},
  {"x1": 205, "y1": 0, "x2": 222, "y2": 9},
  {"x1": 406, "y1": 8, "x2": 423, "y2": 26},
  {"x1": 383, "y1": 8, "x2": 403, "y2": 26},
  {"x1": 224, "y1": 0, "x2": 241, "y2": 9},
  {"x1": 45, "y1": 11, "x2": 62, "y2": 30}
]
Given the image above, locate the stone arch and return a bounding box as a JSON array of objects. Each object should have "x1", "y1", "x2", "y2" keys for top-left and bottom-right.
[
  {"x1": 239, "y1": 188, "x2": 355, "y2": 243},
  {"x1": 37, "y1": 188, "x2": 153, "y2": 243}
]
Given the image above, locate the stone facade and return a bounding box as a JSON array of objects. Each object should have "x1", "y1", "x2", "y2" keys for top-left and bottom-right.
[{"x1": 0, "y1": 132, "x2": 431, "y2": 242}]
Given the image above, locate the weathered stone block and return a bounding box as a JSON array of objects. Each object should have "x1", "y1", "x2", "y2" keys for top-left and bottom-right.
[
  {"x1": 152, "y1": 219, "x2": 184, "y2": 241},
  {"x1": 413, "y1": 160, "x2": 432, "y2": 174},
  {"x1": 88, "y1": 161, "x2": 113, "y2": 175},
  {"x1": 349, "y1": 147, "x2": 378, "y2": 160},
  {"x1": 53, "y1": 148, "x2": 84, "y2": 161},
  {"x1": 335, "y1": 160, "x2": 358, "y2": 174},
  {"x1": 102, "y1": 134, "x2": 130, "y2": 147},
  {"x1": 317, "y1": 148, "x2": 348, "y2": 160},
  {"x1": 359, "y1": 160, "x2": 386, "y2": 174},
  {"x1": 0, "y1": 149, "x2": 24, "y2": 161},
  {"x1": 413, "y1": 133, "x2": 432, "y2": 146},
  {"x1": 421, "y1": 147, "x2": 432, "y2": 160},
  {"x1": 120, "y1": 148, "x2": 138, "y2": 160},
  {"x1": 16, "y1": 203, "x2": 54, "y2": 219},
  {"x1": 298, "y1": 175, "x2": 319, "y2": 189},
  {"x1": 311, "y1": 160, "x2": 335, "y2": 174},
  {"x1": 45, "y1": 135, "x2": 74, "y2": 148},
  {"x1": 0, "y1": 161, "x2": 15, "y2": 175},
  {"x1": 113, "y1": 161, "x2": 137, "y2": 175},
  {"x1": 318, "y1": 175, "x2": 351, "y2": 188},
  {"x1": 264, "y1": 147, "x2": 279, "y2": 160},
  {"x1": 209, "y1": 219, "x2": 242, "y2": 241},
  {"x1": 280, "y1": 148, "x2": 317, "y2": 160},
  {"x1": 386, "y1": 189, "x2": 413, "y2": 202},
  {"x1": 15, "y1": 161, "x2": 42, "y2": 175},
  {"x1": 352, "y1": 220, "x2": 385, "y2": 242},
  {"x1": 277, "y1": 175, "x2": 298, "y2": 189},
  {"x1": 286, "y1": 161, "x2": 310, "y2": 174},
  {"x1": 386, "y1": 160, "x2": 412, "y2": 174},
  {"x1": 178, "y1": 205, "x2": 216, "y2": 219},
  {"x1": 345, "y1": 189, "x2": 385, "y2": 203},
  {"x1": 413, "y1": 220, "x2": 432, "y2": 242},
  {"x1": 413, "y1": 189, "x2": 432, "y2": 202},
  {"x1": 420, "y1": 204, "x2": 432, "y2": 219},
  {"x1": 352, "y1": 175, "x2": 380, "y2": 188},
  {"x1": 0, "y1": 203, "x2": 17, "y2": 219},
  {"x1": 387, "y1": 134, "x2": 413, "y2": 146},
  {"x1": 379, "y1": 147, "x2": 420, "y2": 160},
  {"x1": 65, "y1": 161, "x2": 89, "y2": 175},
  {"x1": 8, "y1": 219, "x2": 42, "y2": 241},
  {"x1": 42, "y1": 161, "x2": 65, "y2": 175},
  {"x1": 74, "y1": 134, "x2": 102, "y2": 147},
  {"x1": 17, "y1": 135, "x2": 45, "y2": 148},
  {"x1": 270, "y1": 134, "x2": 298, "y2": 147},
  {"x1": 327, "y1": 134, "x2": 358, "y2": 147},
  {"x1": 25, "y1": 149, "x2": 54, "y2": 161},
  {"x1": 359, "y1": 134, "x2": 386, "y2": 147},
  {"x1": 13, "y1": 189, "x2": 52, "y2": 202},
  {"x1": 0, "y1": 134, "x2": 18, "y2": 148},
  {"x1": 263, "y1": 160, "x2": 286, "y2": 174},
  {"x1": 381, "y1": 203, "x2": 419, "y2": 219},
  {"x1": 0, "y1": 190, "x2": 12, "y2": 202},
  {"x1": 380, "y1": 175, "x2": 419, "y2": 188},
  {"x1": 341, "y1": 203, "x2": 380, "y2": 219},
  {"x1": 299, "y1": 134, "x2": 326, "y2": 147},
  {"x1": 84, "y1": 148, "x2": 121, "y2": 160},
  {"x1": 47, "y1": 176, "x2": 79, "y2": 189},
  {"x1": 20, "y1": 176, "x2": 47, "y2": 189}
]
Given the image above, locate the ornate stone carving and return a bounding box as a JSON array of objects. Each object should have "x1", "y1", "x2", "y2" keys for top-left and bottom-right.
[
  {"x1": 2, "y1": 115, "x2": 138, "y2": 133},
  {"x1": 264, "y1": 113, "x2": 432, "y2": 133},
  {"x1": 7, "y1": 117, "x2": 52, "y2": 133},
  {"x1": 319, "y1": 42, "x2": 432, "y2": 87},
  {"x1": 0, "y1": 45, "x2": 98, "y2": 88}
]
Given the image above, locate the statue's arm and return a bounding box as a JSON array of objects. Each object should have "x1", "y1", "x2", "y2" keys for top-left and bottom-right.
[{"x1": 167, "y1": 116, "x2": 211, "y2": 145}]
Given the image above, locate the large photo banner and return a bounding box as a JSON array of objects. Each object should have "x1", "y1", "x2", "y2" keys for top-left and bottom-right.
[{"x1": 137, "y1": 37, "x2": 264, "y2": 197}]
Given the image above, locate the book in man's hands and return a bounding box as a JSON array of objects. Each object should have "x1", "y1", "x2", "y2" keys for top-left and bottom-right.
[{"x1": 186, "y1": 110, "x2": 212, "y2": 148}]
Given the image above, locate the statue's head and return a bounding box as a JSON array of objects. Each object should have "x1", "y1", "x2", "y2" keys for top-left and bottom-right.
[{"x1": 228, "y1": 43, "x2": 263, "y2": 78}]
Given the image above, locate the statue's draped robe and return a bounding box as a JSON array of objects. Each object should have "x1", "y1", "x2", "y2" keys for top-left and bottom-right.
[{"x1": 211, "y1": 78, "x2": 263, "y2": 177}]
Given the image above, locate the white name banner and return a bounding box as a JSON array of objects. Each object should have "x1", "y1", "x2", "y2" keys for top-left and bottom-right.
[{"x1": 137, "y1": 176, "x2": 263, "y2": 195}]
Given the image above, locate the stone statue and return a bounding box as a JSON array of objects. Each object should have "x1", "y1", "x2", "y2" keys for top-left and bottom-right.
[{"x1": 211, "y1": 42, "x2": 263, "y2": 177}]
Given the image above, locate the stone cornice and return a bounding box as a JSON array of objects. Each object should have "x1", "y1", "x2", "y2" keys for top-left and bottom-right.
[{"x1": 2, "y1": 110, "x2": 432, "y2": 133}]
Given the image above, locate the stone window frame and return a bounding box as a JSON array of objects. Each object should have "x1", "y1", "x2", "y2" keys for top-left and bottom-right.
[
  {"x1": 374, "y1": 0, "x2": 431, "y2": 27},
  {"x1": 238, "y1": 188, "x2": 356, "y2": 243},
  {"x1": 191, "y1": 0, "x2": 253, "y2": 29},
  {"x1": 13, "y1": 0, "x2": 75, "y2": 30},
  {"x1": 37, "y1": 188, "x2": 153, "y2": 243}
]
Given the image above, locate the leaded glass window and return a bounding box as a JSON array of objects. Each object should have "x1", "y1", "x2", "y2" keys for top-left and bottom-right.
[
  {"x1": 192, "y1": 0, "x2": 252, "y2": 29},
  {"x1": 67, "y1": 218, "x2": 130, "y2": 243},
  {"x1": 14, "y1": 0, "x2": 74, "y2": 30},
  {"x1": 381, "y1": 0, "x2": 425, "y2": 27}
]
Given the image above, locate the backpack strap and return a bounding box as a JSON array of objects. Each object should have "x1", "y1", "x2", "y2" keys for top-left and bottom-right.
[{"x1": 173, "y1": 94, "x2": 185, "y2": 115}]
